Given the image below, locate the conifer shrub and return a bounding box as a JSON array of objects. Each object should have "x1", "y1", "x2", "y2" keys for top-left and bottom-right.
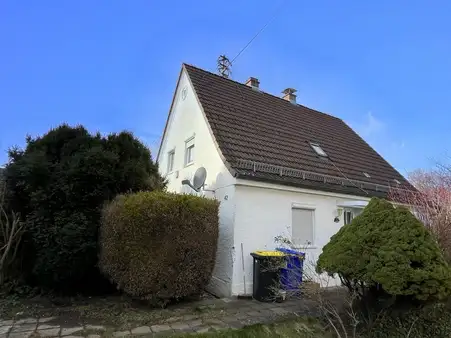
[{"x1": 3, "y1": 124, "x2": 165, "y2": 292}]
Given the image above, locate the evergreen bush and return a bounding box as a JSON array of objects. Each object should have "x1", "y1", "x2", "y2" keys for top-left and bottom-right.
[{"x1": 3, "y1": 124, "x2": 165, "y2": 292}]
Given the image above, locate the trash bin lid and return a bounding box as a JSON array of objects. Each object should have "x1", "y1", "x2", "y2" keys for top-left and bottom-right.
[
  {"x1": 276, "y1": 248, "x2": 305, "y2": 259},
  {"x1": 251, "y1": 250, "x2": 285, "y2": 257}
]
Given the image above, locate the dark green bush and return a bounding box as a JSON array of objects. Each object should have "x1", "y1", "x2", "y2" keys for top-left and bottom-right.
[
  {"x1": 100, "y1": 191, "x2": 219, "y2": 304},
  {"x1": 3, "y1": 124, "x2": 165, "y2": 292},
  {"x1": 317, "y1": 198, "x2": 451, "y2": 302},
  {"x1": 367, "y1": 303, "x2": 451, "y2": 338}
]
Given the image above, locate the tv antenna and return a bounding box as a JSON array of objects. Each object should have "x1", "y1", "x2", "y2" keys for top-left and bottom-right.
[
  {"x1": 182, "y1": 167, "x2": 207, "y2": 192},
  {"x1": 217, "y1": 55, "x2": 232, "y2": 78},
  {"x1": 216, "y1": 1, "x2": 288, "y2": 78}
]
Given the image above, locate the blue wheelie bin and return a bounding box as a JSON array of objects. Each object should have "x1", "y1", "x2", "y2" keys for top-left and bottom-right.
[{"x1": 276, "y1": 248, "x2": 305, "y2": 292}]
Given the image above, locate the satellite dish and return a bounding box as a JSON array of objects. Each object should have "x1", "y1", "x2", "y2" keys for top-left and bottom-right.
[
  {"x1": 193, "y1": 167, "x2": 207, "y2": 190},
  {"x1": 181, "y1": 167, "x2": 207, "y2": 192}
]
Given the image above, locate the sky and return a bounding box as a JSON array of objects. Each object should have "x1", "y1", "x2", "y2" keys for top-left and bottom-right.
[{"x1": 1, "y1": 1, "x2": 451, "y2": 176}]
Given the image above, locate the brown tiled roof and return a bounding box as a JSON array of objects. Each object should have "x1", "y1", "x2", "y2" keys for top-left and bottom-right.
[{"x1": 184, "y1": 64, "x2": 414, "y2": 198}]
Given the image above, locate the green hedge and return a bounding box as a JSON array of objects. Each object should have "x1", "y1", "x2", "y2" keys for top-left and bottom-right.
[
  {"x1": 317, "y1": 198, "x2": 451, "y2": 302},
  {"x1": 3, "y1": 124, "x2": 165, "y2": 292},
  {"x1": 100, "y1": 191, "x2": 219, "y2": 304}
]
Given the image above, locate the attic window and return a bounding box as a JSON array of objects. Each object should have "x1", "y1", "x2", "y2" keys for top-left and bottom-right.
[
  {"x1": 363, "y1": 172, "x2": 371, "y2": 178},
  {"x1": 310, "y1": 143, "x2": 328, "y2": 157}
]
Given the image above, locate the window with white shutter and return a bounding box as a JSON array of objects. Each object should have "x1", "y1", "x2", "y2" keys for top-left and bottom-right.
[{"x1": 292, "y1": 208, "x2": 314, "y2": 246}]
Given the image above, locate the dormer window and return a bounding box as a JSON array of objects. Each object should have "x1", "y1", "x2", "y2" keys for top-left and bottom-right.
[{"x1": 310, "y1": 143, "x2": 328, "y2": 157}]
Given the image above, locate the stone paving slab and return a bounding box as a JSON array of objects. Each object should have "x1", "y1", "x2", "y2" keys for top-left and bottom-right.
[
  {"x1": 84, "y1": 325, "x2": 105, "y2": 331},
  {"x1": 38, "y1": 327, "x2": 61, "y2": 336},
  {"x1": 38, "y1": 318, "x2": 56, "y2": 324},
  {"x1": 14, "y1": 319, "x2": 35, "y2": 326},
  {"x1": 0, "y1": 320, "x2": 14, "y2": 327},
  {"x1": 60, "y1": 327, "x2": 83, "y2": 336},
  {"x1": 0, "y1": 327, "x2": 11, "y2": 335},
  {"x1": 9, "y1": 333, "x2": 32, "y2": 338},
  {"x1": 130, "y1": 326, "x2": 151, "y2": 335}
]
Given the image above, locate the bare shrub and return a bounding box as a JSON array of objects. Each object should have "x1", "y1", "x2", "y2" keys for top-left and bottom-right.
[
  {"x1": 389, "y1": 164, "x2": 451, "y2": 263},
  {"x1": 0, "y1": 180, "x2": 23, "y2": 286}
]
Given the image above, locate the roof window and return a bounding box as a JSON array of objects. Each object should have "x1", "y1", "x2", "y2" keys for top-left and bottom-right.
[
  {"x1": 310, "y1": 143, "x2": 328, "y2": 157},
  {"x1": 363, "y1": 172, "x2": 371, "y2": 178},
  {"x1": 394, "y1": 179, "x2": 401, "y2": 185}
]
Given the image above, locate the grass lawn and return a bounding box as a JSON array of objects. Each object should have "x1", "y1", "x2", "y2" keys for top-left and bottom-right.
[{"x1": 176, "y1": 318, "x2": 333, "y2": 338}]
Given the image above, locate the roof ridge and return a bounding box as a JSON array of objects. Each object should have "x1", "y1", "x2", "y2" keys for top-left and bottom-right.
[{"x1": 183, "y1": 63, "x2": 342, "y2": 121}]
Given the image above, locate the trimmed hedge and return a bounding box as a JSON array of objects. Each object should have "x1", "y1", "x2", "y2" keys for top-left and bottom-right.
[
  {"x1": 317, "y1": 198, "x2": 451, "y2": 302},
  {"x1": 100, "y1": 191, "x2": 219, "y2": 303}
]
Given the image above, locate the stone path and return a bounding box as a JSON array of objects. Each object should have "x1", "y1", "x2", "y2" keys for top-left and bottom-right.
[{"x1": 0, "y1": 298, "x2": 319, "y2": 337}]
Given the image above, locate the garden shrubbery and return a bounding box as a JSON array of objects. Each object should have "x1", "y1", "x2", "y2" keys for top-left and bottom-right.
[
  {"x1": 100, "y1": 191, "x2": 219, "y2": 305},
  {"x1": 317, "y1": 197, "x2": 451, "y2": 302},
  {"x1": 366, "y1": 302, "x2": 451, "y2": 338},
  {"x1": 3, "y1": 124, "x2": 165, "y2": 292}
]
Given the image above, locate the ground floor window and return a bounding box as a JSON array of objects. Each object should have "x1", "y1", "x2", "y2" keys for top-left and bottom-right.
[
  {"x1": 292, "y1": 208, "x2": 314, "y2": 246},
  {"x1": 343, "y1": 208, "x2": 363, "y2": 225}
]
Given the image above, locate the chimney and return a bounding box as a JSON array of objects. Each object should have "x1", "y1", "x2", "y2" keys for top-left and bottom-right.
[
  {"x1": 282, "y1": 88, "x2": 297, "y2": 104},
  {"x1": 245, "y1": 77, "x2": 260, "y2": 90}
]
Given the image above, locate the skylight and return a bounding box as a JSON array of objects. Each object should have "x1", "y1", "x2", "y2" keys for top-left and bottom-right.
[
  {"x1": 310, "y1": 143, "x2": 328, "y2": 157},
  {"x1": 363, "y1": 172, "x2": 371, "y2": 178}
]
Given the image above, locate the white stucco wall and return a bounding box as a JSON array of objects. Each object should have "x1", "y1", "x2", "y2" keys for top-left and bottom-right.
[
  {"x1": 157, "y1": 68, "x2": 236, "y2": 297},
  {"x1": 231, "y1": 180, "x2": 370, "y2": 296}
]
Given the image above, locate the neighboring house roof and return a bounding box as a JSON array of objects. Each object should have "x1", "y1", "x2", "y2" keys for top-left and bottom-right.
[{"x1": 183, "y1": 64, "x2": 414, "y2": 198}]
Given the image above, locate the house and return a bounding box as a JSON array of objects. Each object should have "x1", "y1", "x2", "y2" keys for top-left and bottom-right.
[{"x1": 157, "y1": 63, "x2": 414, "y2": 297}]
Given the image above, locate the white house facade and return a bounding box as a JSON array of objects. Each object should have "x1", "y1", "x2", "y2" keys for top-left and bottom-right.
[
  {"x1": 157, "y1": 64, "x2": 414, "y2": 297},
  {"x1": 157, "y1": 68, "x2": 238, "y2": 297}
]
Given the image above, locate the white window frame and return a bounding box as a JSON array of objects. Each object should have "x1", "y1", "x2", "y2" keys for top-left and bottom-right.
[
  {"x1": 344, "y1": 209, "x2": 353, "y2": 225},
  {"x1": 167, "y1": 149, "x2": 175, "y2": 173},
  {"x1": 343, "y1": 207, "x2": 363, "y2": 225},
  {"x1": 291, "y1": 204, "x2": 316, "y2": 249},
  {"x1": 184, "y1": 136, "x2": 195, "y2": 166}
]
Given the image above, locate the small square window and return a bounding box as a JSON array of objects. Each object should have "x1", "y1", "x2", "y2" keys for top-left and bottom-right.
[
  {"x1": 310, "y1": 143, "x2": 328, "y2": 157},
  {"x1": 185, "y1": 137, "x2": 195, "y2": 165},
  {"x1": 167, "y1": 150, "x2": 175, "y2": 173}
]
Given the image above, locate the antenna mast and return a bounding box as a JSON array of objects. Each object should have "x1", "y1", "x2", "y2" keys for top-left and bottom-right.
[
  {"x1": 217, "y1": 55, "x2": 232, "y2": 78},
  {"x1": 216, "y1": 1, "x2": 287, "y2": 78}
]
